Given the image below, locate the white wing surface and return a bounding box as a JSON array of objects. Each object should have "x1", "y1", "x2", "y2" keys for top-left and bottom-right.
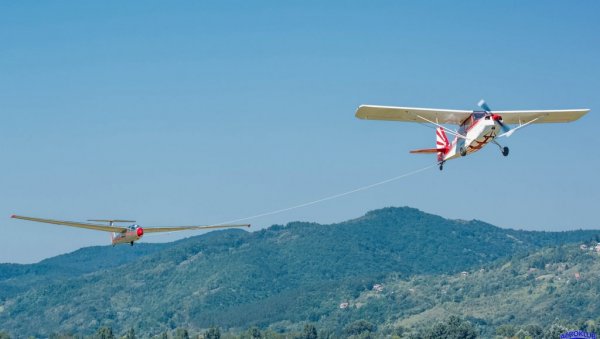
[
  {"x1": 143, "y1": 224, "x2": 250, "y2": 233},
  {"x1": 11, "y1": 215, "x2": 128, "y2": 233},
  {"x1": 355, "y1": 105, "x2": 472, "y2": 125},
  {"x1": 493, "y1": 109, "x2": 589, "y2": 124}
]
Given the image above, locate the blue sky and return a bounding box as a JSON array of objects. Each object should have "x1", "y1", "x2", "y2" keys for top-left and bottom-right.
[{"x1": 1, "y1": 1, "x2": 599, "y2": 263}]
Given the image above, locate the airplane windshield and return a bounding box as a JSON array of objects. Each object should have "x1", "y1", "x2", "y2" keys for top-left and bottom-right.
[
  {"x1": 460, "y1": 116, "x2": 473, "y2": 131},
  {"x1": 460, "y1": 112, "x2": 487, "y2": 131},
  {"x1": 472, "y1": 112, "x2": 486, "y2": 120}
]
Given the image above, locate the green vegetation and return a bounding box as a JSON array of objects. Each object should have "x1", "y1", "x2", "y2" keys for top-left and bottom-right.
[
  {"x1": 204, "y1": 326, "x2": 221, "y2": 339},
  {"x1": 0, "y1": 207, "x2": 599, "y2": 338},
  {"x1": 332, "y1": 244, "x2": 600, "y2": 337},
  {"x1": 299, "y1": 324, "x2": 318, "y2": 339},
  {"x1": 95, "y1": 327, "x2": 115, "y2": 339},
  {"x1": 344, "y1": 320, "x2": 376, "y2": 337},
  {"x1": 0, "y1": 243, "x2": 167, "y2": 301},
  {"x1": 421, "y1": 316, "x2": 477, "y2": 339}
]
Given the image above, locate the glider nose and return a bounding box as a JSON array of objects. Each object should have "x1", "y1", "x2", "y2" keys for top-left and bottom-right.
[
  {"x1": 137, "y1": 227, "x2": 144, "y2": 237},
  {"x1": 491, "y1": 114, "x2": 502, "y2": 121}
]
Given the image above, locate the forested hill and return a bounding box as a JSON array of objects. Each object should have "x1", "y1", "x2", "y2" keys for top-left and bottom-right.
[{"x1": 0, "y1": 207, "x2": 598, "y2": 337}]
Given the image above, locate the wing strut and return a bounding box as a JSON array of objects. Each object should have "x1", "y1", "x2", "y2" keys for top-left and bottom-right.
[
  {"x1": 416, "y1": 115, "x2": 467, "y2": 140},
  {"x1": 498, "y1": 116, "x2": 544, "y2": 138}
]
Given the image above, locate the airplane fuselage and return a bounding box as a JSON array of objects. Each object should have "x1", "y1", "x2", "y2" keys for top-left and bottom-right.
[{"x1": 444, "y1": 112, "x2": 500, "y2": 161}]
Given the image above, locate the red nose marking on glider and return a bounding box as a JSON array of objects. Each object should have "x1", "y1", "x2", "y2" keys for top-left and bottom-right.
[
  {"x1": 137, "y1": 227, "x2": 144, "y2": 237},
  {"x1": 492, "y1": 114, "x2": 502, "y2": 121}
]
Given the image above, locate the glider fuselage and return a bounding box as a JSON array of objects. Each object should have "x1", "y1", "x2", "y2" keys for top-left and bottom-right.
[{"x1": 111, "y1": 225, "x2": 144, "y2": 246}]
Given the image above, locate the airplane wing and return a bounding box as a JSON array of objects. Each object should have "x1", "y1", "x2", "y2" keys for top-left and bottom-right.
[
  {"x1": 143, "y1": 224, "x2": 250, "y2": 233},
  {"x1": 11, "y1": 215, "x2": 128, "y2": 233},
  {"x1": 493, "y1": 109, "x2": 589, "y2": 124},
  {"x1": 355, "y1": 105, "x2": 472, "y2": 125}
]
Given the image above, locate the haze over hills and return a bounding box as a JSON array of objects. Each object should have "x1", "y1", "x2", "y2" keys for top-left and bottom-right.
[{"x1": 0, "y1": 207, "x2": 599, "y2": 337}]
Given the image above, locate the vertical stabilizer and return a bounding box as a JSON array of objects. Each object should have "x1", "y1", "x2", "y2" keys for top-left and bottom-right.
[
  {"x1": 409, "y1": 127, "x2": 451, "y2": 163},
  {"x1": 436, "y1": 128, "x2": 450, "y2": 162}
]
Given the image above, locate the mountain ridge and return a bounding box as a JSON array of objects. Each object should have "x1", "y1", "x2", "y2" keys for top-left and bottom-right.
[{"x1": 0, "y1": 206, "x2": 598, "y2": 337}]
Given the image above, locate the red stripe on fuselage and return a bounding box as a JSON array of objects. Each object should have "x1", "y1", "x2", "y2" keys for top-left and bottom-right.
[{"x1": 467, "y1": 132, "x2": 496, "y2": 151}]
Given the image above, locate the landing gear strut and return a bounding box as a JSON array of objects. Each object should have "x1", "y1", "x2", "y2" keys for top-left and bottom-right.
[{"x1": 493, "y1": 140, "x2": 509, "y2": 157}]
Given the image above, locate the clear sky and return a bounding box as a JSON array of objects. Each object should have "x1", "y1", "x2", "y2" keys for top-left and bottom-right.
[{"x1": 1, "y1": 1, "x2": 599, "y2": 263}]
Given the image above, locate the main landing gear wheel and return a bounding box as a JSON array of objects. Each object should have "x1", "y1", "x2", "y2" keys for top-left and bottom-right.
[
  {"x1": 492, "y1": 140, "x2": 509, "y2": 157},
  {"x1": 439, "y1": 164, "x2": 443, "y2": 171},
  {"x1": 130, "y1": 241, "x2": 134, "y2": 246},
  {"x1": 459, "y1": 147, "x2": 467, "y2": 157}
]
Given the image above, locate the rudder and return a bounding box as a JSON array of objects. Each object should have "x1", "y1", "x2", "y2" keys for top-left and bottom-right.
[{"x1": 435, "y1": 128, "x2": 449, "y2": 162}]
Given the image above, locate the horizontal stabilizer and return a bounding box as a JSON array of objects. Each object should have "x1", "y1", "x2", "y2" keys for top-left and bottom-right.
[
  {"x1": 88, "y1": 219, "x2": 136, "y2": 223},
  {"x1": 410, "y1": 148, "x2": 445, "y2": 154}
]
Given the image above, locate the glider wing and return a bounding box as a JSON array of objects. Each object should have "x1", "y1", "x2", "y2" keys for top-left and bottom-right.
[
  {"x1": 11, "y1": 215, "x2": 128, "y2": 233},
  {"x1": 143, "y1": 224, "x2": 250, "y2": 233}
]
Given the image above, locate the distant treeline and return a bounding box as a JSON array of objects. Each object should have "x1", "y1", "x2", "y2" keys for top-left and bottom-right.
[{"x1": 2, "y1": 316, "x2": 599, "y2": 339}]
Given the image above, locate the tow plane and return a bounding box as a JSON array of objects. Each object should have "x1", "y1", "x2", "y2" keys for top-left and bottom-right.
[
  {"x1": 11, "y1": 215, "x2": 250, "y2": 246},
  {"x1": 356, "y1": 100, "x2": 589, "y2": 170}
]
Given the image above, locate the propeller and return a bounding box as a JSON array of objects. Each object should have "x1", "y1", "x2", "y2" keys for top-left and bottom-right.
[
  {"x1": 478, "y1": 99, "x2": 511, "y2": 135},
  {"x1": 477, "y1": 99, "x2": 492, "y2": 112}
]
